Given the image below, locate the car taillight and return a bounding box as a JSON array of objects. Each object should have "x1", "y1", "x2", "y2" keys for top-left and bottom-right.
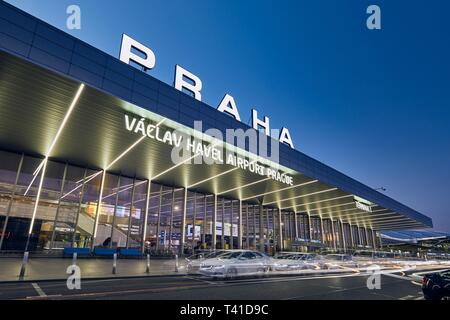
[{"x1": 422, "y1": 277, "x2": 428, "y2": 286}]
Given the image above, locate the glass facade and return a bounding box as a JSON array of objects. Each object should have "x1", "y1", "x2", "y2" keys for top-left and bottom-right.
[{"x1": 0, "y1": 149, "x2": 379, "y2": 254}]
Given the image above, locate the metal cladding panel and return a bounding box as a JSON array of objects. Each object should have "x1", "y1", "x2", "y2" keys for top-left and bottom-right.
[{"x1": 0, "y1": 1, "x2": 432, "y2": 228}]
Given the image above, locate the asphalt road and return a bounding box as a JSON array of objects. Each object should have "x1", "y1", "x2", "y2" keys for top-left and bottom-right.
[{"x1": 0, "y1": 270, "x2": 426, "y2": 300}]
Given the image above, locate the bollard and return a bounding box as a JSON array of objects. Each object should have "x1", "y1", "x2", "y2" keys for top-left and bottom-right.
[
  {"x1": 72, "y1": 252, "x2": 77, "y2": 266},
  {"x1": 18, "y1": 251, "x2": 29, "y2": 281},
  {"x1": 112, "y1": 253, "x2": 117, "y2": 275},
  {"x1": 146, "y1": 254, "x2": 150, "y2": 274},
  {"x1": 175, "y1": 254, "x2": 179, "y2": 272}
]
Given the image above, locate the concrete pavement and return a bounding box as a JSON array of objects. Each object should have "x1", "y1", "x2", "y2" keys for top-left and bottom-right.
[{"x1": 0, "y1": 256, "x2": 185, "y2": 282}]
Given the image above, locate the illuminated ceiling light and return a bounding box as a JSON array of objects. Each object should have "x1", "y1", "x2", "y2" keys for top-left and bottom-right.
[
  {"x1": 218, "y1": 177, "x2": 271, "y2": 196},
  {"x1": 151, "y1": 141, "x2": 221, "y2": 182},
  {"x1": 305, "y1": 201, "x2": 356, "y2": 212},
  {"x1": 105, "y1": 117, "x2": 165, "y2": 170},
  {"x1": 242, "y1": 179, "x2": 319, "y2": 201},
  {"x1": 60, "y1": 171, "x2": 102, "y2": 200},
  {"x1": 188, "y1": 166, "x2": 239, "y2": 188},
  {"x1": 27, "y1": 84, "x2": 85, "y2": 236},
  {"x1": 61, "y1": 118, "x2": 165, "y2": 201},
  {"x1": 24, "y1": 165, "x2": 42, "y2": 196},
  {"x1": 102, "y1": 180, "x2": 147, "y2": 201},
  {"x1": 28, "y1": 159, "x2": 48, "y2": 235},
  {"x1": 75, "y1": 171, "x2": 98, "y2": 184},
  {"x1": 263, "y1": 187, "x2": 338, "y2": 206},
  {"x1": 281, "y1": 194, "x2": 353, "y2": 211}
]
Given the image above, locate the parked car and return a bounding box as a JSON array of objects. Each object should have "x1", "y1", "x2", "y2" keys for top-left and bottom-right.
[
  {"x1": 185, "y1": 250, "x2": 229, "y2": 274},
  {"x1": 198, "y1": 250, "x2": 272, "y2": 279},
  {"x1": 422, "y1": 269, "x2": 450, "y2": 300}
]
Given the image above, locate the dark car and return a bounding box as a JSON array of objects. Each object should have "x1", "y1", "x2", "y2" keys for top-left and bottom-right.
[{"x1": 422, "y1": 269, "x2": 450, "y2": 300}]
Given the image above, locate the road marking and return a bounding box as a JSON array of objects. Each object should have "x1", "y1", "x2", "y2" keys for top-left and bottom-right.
[
  {"x1": 399, "y1": 295, "x2": 415, "y2": 300},
  {"x1": 31, "y1": 283, "x2": 46, "y2": 297},
  {"x1": 184, "y1": 276, "x2": 221, "y2": 285}
]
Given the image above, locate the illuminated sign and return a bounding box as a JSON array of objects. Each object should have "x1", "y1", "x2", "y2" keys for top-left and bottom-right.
[
  {"x1": 355, "y1": 201, "x2": 372, "y2": 213},
  {"x1": 119, "y1": 34, "x2": 294, "y2": 148},
  {"x1": 124, "y1": 114, "x2": 294, "y2": 186}
]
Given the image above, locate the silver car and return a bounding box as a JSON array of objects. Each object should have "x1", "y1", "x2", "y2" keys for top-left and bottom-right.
[
  {"x1": 198, "y1": 250, "x2": 272, "y2": 279},
  {"x1": 185, "y1": 250, "x2": 229, "y2": 274}
]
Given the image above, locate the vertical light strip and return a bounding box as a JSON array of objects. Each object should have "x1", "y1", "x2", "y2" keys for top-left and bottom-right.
[
  {"x1": 92, "y1": 170, "x2": 106, "y2": 239},
  {"x1": 28, "y1": 159, "x2": 48, "y2": 234},
  {"x1": 141, "y1": 179, "x2": 151, "y2": 254},
  {"x1": 27, "y1": 83, "x2": 85, "y2": 236}
]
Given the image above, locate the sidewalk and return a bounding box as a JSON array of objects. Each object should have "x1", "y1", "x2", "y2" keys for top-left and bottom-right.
[{"x1": 0, "y1": 257, "x2": 186, "y2": 282}]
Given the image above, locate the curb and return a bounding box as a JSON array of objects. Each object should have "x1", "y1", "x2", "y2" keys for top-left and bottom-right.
[{"x1": 0, "y1": 273, "x2": 188, "y2": 284}]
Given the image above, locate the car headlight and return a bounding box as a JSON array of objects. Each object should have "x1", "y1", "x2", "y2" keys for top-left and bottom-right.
[{"x1": 212, "y1": 265, "x2": 225, "y2": 270}]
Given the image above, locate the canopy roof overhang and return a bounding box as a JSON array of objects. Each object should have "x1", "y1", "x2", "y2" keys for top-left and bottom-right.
[{"x1": 0, "y1": 50, "x2": 431, "y2": 231}]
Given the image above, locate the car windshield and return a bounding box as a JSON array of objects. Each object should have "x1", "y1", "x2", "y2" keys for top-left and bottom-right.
[
  {"x1": 217, "y1": 251, "x2": 242, "y2": 259},
  {"x1": 439, "y1": 270, "x2": 450, "y2": 278},
  {"x1": 325, "y1": 255, "x2": 342, "y2": 261}
]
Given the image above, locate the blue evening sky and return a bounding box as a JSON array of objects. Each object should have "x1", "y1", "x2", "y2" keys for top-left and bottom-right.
[{"x1": 6, "y1": 0, "x2": 450, "y2": 231}]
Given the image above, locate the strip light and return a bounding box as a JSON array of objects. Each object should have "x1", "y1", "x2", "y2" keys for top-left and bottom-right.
[
  {"x1": 28, "y1": 83, "x2": 85, "y2": 235},
  {"x1": 263, "y1": 187, "x2": 338, "y2": 206},
  {"x1": 218, "y1": 177, "x2": 271, "y2": 196},
  {"x1": 242, "y1": 179, "x2": 319, "y2": 201},
  {"x1": 60, "y1": 118, "x2": 165, "y2": 201}
]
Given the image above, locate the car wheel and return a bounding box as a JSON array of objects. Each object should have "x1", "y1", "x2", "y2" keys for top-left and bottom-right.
[
  {"x1": 226, "y1": 268, "x2": 238, "y2": 280},
  {"x1": 440, "y1": 295, "x2": 450, "y2": 301},
  {"x1": 257, "y1": 267, "x2": 267, "y2": 278}
]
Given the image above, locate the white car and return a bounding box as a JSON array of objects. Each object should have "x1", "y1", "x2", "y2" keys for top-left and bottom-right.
[
  {"x1": 185, "y1": 250, "x2": 229, "y2": 274},
  {"x1": 198, "y1": 250, "x2": 272, "y2": 279}
]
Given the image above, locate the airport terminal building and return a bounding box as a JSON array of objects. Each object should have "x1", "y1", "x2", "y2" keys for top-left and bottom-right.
[{"x1": 0, "y1": 2, "x2": 432, "y2": 255}]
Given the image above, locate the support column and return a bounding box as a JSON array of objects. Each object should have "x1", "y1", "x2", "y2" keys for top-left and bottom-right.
[
  {"x1": 202, "y1": 195, "x2": 207, "y2": 247},
  {"x1": 293, "y1": 212, "x2": 298, "y2": 240},
  {"x1": 168, "y1": 188, "x2": 175, "y2": 249},
  {"x1": 230, "y1": 200, "x2": 234, "y2": 249},
  {"x1": 307, "y1": 213, "x2": 312, "y2": 241},
  {"x1": 252, "y1": 205, "x2": 256, "y2": 249},
  {"x1": 364, "y1": 227, "x2": 370, "y2": 248},
  {"x1": 372, "y1": 229, "x2": 377, "y2": 250},
  {"x1": 212, "y1": 194, "x2": 217, "y2": 250},
  {"x1": 71, "y1": 168, "x2": 87, "y2": 247},
  {"x1": 221, "y1": 199, "x2": 225, "y2": 249},
  {"x1": 271, "y1": 209, "x2": 276, "y2": 252},
  {"x1": 349, "y1": 224, "x2": 355, "y2": 249},
  {"x1": 278, "y1": 208, "x2": 283, "y2": 251},
  {"x1": 259, "y1": 203, "x2": 264, "y2": 252},
  {"x1": 49, "y1": 163, "x2": 68, "y2": 250},
  {"x1": 340, "y1": 220, "x2": 346, "y2": 253},
  {"x1": 320, "y1": 217, "x2": 325, "y2": 245},
  {"x1": 155, "y1": 185, "x2": 163, "y2": 250},
  {"x1": 91, "y1": 169, "x2": 105, "y2": 251},
  {"x1": 126, "y1": 177, "x2": 137, "y2": 249},
  {"x1": 110, "y1": 175, "x2": 121, "y2": 248},
  {"x1": 330, "y1": 219, "x2": 337, "y2": 250},
  {"x1": 0, "y1": 153, "x2": 24, "y2": 251},
  {"x1": 192, "y1": 192, "x2": 197, "y2": 250},
  {"x1": 141, "y1": 179, "x2": 151, "y2": 254},
  {"x1": 238, "y1": 200, "x2": 242, "y2": 249},
  {"x1": 180, "y1": 187, "x2": 187, "y2": 255},
  {"x1": 245, "y1": 204, "x2": 249, "y2": 249}
]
